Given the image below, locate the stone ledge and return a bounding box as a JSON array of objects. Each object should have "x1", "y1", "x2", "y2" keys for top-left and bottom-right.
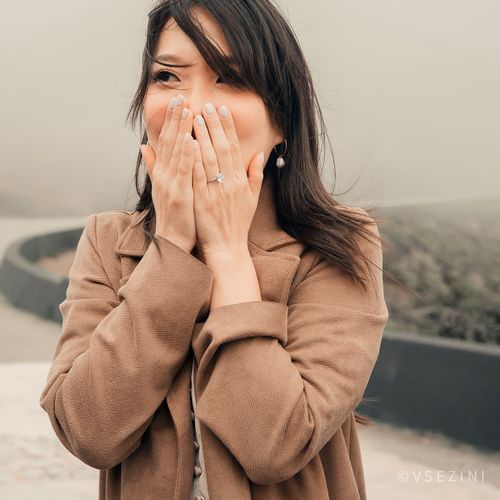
[{"x1": 0, "y1": 226, "x2": 82, "y2": 323}]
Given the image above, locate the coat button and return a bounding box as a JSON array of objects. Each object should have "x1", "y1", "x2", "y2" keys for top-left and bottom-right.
[
  {"x1": 194, "y1": 496, "x2": 205, "y2": 500},
  {"x1": 194, "y1": 465, "x2": 202, "y2": 477},
  {"x1": 194, "y1": 439, "x2": 199, "y2": 451}
]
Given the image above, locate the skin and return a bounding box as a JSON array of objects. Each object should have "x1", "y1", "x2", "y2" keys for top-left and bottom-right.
[
  {"x1": 142, "y1": 6, "x2": 283, "y2": 177},
  {"x1": 141, "y1": 6, "x2": 283, "y2": 310}
]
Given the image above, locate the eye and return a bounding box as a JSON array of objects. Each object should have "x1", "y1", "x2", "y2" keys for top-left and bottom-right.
[
  {"x1": 152, "y1": 70, "x2": 227, "y2": 85},
  {"x1": 153, "y1": 71, "x2": 179, "y2": 83}
]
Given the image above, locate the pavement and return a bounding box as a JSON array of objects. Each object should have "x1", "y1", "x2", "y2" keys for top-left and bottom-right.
[{"x1": 1, "y1": 217, "x2": 499, "y2": 499}]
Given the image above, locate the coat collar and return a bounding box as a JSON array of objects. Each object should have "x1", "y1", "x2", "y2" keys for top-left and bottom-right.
[{"x1": 114, "y1": 173, "x2": 297, "y2": 257}]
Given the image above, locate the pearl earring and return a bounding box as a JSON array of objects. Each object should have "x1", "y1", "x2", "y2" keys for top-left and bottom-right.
[{"x1": 274, "y1": 140, "x2": 287, "y2": 168}]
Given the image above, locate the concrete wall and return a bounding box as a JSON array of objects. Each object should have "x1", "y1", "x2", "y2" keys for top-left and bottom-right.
[{"x1": 362, "y1": 329, "x2": 500, "y2": 451}]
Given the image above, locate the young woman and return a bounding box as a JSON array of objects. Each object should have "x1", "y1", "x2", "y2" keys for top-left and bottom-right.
[{"x1": 40, "y1": 1, "x2": 389, "y2": 499}]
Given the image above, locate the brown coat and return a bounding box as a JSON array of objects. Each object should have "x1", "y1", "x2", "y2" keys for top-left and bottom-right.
[{"x1": 40, "y1": 173, "x2": 389, "y2": 500}]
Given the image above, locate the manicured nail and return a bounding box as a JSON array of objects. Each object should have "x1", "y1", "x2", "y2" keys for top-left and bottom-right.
[
  {"x1": 258, "y1": 151, "x2": 265, "y2": 165},
  {"x1": 176, "y1": 94, "x2": 184, "y2": 106},
  {"x1": 195, "y1": 115, "x2": 205, "y2": 126},
  {"x1": 169, "y1": 96, "x2": 177, "y2": 108},
  {"x1": 219, "y1": 105, "x2": 229, "y2": 117},
  {"x1": 182, "y1": 108, "x2": 189, "y2": 119},
  {"x1": 194, "y1": 139, "x2": 199, "y2": 150},
  {"x1": 184, "y1": 132, "x2": 191, "y2": 143},
  {"x1": 204, "y1": 102, "x2": 215, "y2": 114}
]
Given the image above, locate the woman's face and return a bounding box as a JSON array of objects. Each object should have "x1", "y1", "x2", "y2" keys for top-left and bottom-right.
[{"x1": 143, "y1": 6, "x2": 283, "y2": 174}]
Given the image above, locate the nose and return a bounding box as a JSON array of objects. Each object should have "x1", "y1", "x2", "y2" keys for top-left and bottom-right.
[
  {"x1": 182, "y1": 93, "x2": 218, "y2": 136},
  {"x1": 185, "y1": 96, "x2": 204, "y2": 119}
]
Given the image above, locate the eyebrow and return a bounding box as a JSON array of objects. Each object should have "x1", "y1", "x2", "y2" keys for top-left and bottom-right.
[
  {"x1": 154, "y1": 52, "x2": 238, "y2": 68},
  {"x1": 154, "y1": 53, "x2": 195, "y2": 68}
]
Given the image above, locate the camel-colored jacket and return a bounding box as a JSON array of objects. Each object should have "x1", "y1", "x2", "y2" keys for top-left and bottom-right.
[{"x1": 39, "y1": 173, "x2": 389, "y2": 499}]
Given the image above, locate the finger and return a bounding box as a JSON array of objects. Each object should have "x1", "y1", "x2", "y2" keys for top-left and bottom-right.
[
  {"x1": 192, "y1": 139, "x2": 208, "y2": 203},
  {"x1": 155, "y1": 95, "x2": 177, "y2": 161},
  {"x1": 202, "y1": 102, "x2": 233, "y2": 176},
  {"x1": 193, "y1": 113, "x2": 219, "y2": 180},
  {"x1": 247, "y1": 151, "x2": 266, "y2": 200},
  {"x1": 217, "y1": 104, "x2": 244, "y2": 174},
  {"x1": 177, "y1": 131, "x2": 194, "y2": 189},
  {"x1": 158, "y1": 94, "x2": 185, "y2": 169},
  {"x1": 140, "y1": 144, "x2": 156, "y2": 179},
  {"x1": 170, "y1": 107, "x2": 193, "y2": 178}
]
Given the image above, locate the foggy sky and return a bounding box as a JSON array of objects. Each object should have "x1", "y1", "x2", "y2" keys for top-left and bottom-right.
[{"x1": 1, "y1": 0, "x2": 499, "y2": 216}]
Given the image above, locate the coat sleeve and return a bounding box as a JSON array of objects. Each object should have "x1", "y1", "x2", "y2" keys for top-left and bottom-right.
[
  {"x1": 191, "y1": 216, "x2": 389, "y2": 485},
  {"x1": 39, "y1": 213, "x2": 214, "y2": 470}
]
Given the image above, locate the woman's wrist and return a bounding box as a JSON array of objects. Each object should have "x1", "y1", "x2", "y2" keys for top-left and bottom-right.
[
  {"x1": 203, "y1": 247, "x2": 251, "y2": 272},
  {"x1": 155, "y1": 232, "x2": 193, "y2": 254}
]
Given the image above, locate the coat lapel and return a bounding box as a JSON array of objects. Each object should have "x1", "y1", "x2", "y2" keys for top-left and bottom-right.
[
  {"x1": 112, "y1": 174, "x2": 302, "y2": 499},
  {"x1": 113, "y1": 173, "x2": 303, "y2": 309}
]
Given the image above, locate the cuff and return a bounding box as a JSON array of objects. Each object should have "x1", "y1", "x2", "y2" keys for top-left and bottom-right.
[
  {"x1": 118, "y1": 234, "x2": 214, "y2": 319},
  {"x1": 192, "y1": 300, "x2": 288, "y2": 364}
]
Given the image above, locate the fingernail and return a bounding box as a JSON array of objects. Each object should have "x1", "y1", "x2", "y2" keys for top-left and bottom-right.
[
  {"x1": 194, "y1": 139, "x2": 199, "y2": 150},
  {"x1": 182, "y1": 108, "x2": 189, "y2": 119},
  {"x1": 169, "y1": 96, "x2": 177, "y2": 108},
  {"x1": 184, "y1": 132, "x2": 191, "y2": 143},
  {"x1": 204, "y1": 102, "x2": 215, "y2": 114},
  {"x1": 176, "y1": 94, "x2": 184, "y2": 106},
  {"x1": 219, "y1": 105, "x2": 229, "y2": 117},
  {"x1": 195, "y1": 115, "x2": 205, "y2": 126},
  {"x1": 258, "y1": 151, "x2": 265, "y2": 165}
]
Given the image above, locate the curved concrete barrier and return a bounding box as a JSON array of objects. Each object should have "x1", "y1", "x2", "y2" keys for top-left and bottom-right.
[
  {"x1": 0, "y1": 226, "x2": 82, "y2": 323},
  {"x1": 1, "y1": 226, "x2": 499, "y2": 452},
  {"x1": 362, "y1": 329, "x2": 500, "y2": 452}
]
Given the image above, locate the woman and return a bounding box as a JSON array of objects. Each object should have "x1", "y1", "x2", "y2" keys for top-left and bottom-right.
[{"x1": 39, "y1": 1, "x2": 389, "y2": 499}]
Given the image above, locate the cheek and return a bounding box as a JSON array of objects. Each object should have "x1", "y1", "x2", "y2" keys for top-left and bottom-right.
[
  {"x1": 143, "y1": 103, "x2": 166, "y2": 137},
  {"x1": 230, "y1": 99, "x2": 270, "y2": 167},
  {"x1": 143, "y1": 90, "x2": 174, "y2": 140},
  {"x1": 232, "y1": 101, "x2": 267, "y2": 141}
]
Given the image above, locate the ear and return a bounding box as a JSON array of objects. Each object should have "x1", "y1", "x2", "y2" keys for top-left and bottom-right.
[{"x1": 272, "y1": 127, "x2": 284, "y2": 149}]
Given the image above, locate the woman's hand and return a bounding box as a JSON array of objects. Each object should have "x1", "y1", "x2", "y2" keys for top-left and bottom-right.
[
  {"x1": 192, "y1": 102, "x2": 265, "y2": 262},
  {"x1": 140, "y1": 95, "x2": 197, "y2": 254}
]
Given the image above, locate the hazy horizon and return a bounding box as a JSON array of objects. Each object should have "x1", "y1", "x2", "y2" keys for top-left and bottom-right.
[{"x1": 1, "y1": 0, "x2": 499, "y2": 216}]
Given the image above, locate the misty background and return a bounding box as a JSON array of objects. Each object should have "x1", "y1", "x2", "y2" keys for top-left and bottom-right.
[
  {"x1": 1, "y1": 0, "x2": 499, "y2": 215},
  {"x1": 1, "y1": 4, "x2": 500, "y2": 497}
]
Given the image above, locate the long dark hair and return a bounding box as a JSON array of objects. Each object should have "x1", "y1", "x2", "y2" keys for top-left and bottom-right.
[{"x1": 125, "y1": 0, "x2": 398, "y2": 427}]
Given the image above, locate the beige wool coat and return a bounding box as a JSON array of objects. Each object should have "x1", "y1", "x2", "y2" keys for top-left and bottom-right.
[{"x1": 39, "y1": 173, "x2": 389, "y2": 500}]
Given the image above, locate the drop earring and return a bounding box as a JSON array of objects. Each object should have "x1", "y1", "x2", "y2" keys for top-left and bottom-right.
[{"x1": 274, "y1": 139, "x2": 287, "y2": 168}]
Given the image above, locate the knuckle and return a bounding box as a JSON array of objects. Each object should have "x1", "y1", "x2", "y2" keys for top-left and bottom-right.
[
  {"x1": 159, "y1": 131, "x2": 173, "y2": 147},
  {"x1": 205, "y1": 153, "x2": 217, "y2": 167},
  {"x1": 229, "y1": 141, "x2": 239, "y2": 154},
  {"x1": 153, "y1": 170, "x2": 166, "y2": 185},
  {"x1": 234, "y1": 174, "x2": 246, "y2": 187},
  {"x1": 170, "y1": 196, "x2": 183, "y2": 208},
  {"x1": 218, "y1": 140, "x2": 231, "y2": 155}
]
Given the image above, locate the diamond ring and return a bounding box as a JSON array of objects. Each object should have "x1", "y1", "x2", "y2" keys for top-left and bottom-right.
[{"x1": 207, "y1": 172, "x2": 224, "y2": 184}]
